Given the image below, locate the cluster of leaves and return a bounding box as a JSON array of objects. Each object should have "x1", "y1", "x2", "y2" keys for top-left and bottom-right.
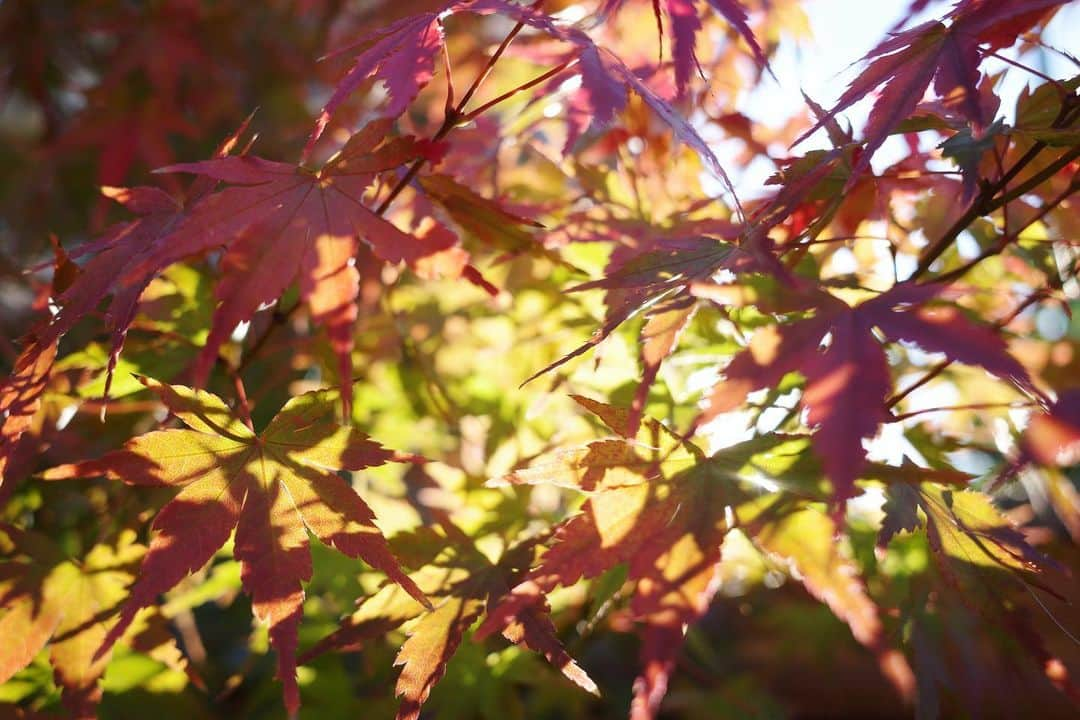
[{"x1": 1, "y1": 0, "x2": 1079, "y2": 717}]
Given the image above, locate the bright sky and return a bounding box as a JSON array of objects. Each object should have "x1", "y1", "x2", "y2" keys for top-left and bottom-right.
[
  {"x1": 700, "y1": 0, "x2": 1079, "y2": 462},
  {"x1": 771, "y1": 0, "x2": 1079, "y2": 121},
  {"x1": 727, "y1": 0, "x2": 1080, "y2": 196}
]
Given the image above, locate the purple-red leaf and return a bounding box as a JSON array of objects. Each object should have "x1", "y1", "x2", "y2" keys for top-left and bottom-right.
[
  {"x1": 144, "y1": 123, "x2": 452, "y2": 412},
  {"x1": 602, "y1": 0, "x2": 767, "y2": 94},
  {"x1": 795, "y1": 1, "x2": 1067, "y2": 184},
  {"x1": 706, "y1": 284, "x2": 1031, "y2": 503}
]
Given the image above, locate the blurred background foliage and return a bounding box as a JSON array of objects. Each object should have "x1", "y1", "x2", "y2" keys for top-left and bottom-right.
[{"x1": 1, "y1": 0, "x2": 1079, "y2": 718}]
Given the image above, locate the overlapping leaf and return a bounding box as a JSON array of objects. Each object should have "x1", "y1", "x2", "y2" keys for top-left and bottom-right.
[
  {"x1": 878, "y1": 482, "x2": 1075, "y2": 698},
  {"x1": 741, "y1": 499, "x2": 916, "y2": 701},
  {"x1": 310, "y1": 0, "x2": 565, "y2": 147},
  {"x1": 0, "y1": 528, "x2": 185, "y2": 719},
  {"x1": 600, "y1": 0, "x2": 766, "y2": 94},
  {"x1": 524, "y1": 236, "x2": 743, "y2": 401},
  {"x1": 480, "y1": 398, "x2": 919, "y2": 716},
  {"x1": 797, "y1": 0, "x2": 1069, "y2": 183},
  {"x1": 1, "y1": 243, "x2": 74, "y2": 491},
  {"x1": 303, "y1": 525, "x2": 595, "y2": 720},
  {"x1": 477, "y1": 398, "x2": 730, "y2": 719},
  {"x1": 313, "y1": 0, "x2": 740, "y2": 201},
  {"x1": 28, "y1": 118, "x2": 255, "y2": 411},
  {"x1": 42, "y1": 378, "x2": 427, "y2": 713},
  {"x1": 705, "y1": 283, "x2": 1033, "y2": 503},
  {"x1": 0, "y1": 337, "x2": 56, "y2": 493}
]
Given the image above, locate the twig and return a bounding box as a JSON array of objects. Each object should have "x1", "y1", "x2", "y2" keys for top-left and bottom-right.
[
  {"x1": 375, "y1": 0, "x2": 546, "y2": 215},
  {"x1": 933, "y1": 172, "x2": 1080, "y2": 285},
  {"x1": 912, "y1": 97, "x2": 1080, "y2": 278},
  {"x1": 890, "y1": 401, "x2": 1036, "y2": 422}
]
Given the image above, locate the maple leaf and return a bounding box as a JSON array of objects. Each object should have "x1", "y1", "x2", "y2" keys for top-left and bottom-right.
[
  {"x1": 313, "y1": 1, "x2": 742, "y2": 203},
  {"x1": 41, "y1": 378, "x2": 428, "y2": 713},
  {"x1": 478, "y1": 397, "x2": 740, "y2": 718},
  {"x1": 796, "y1": 0, "x2": 1069, "y2": 184},
  {"x1": 879, "y1": 482, "x2": 1076, "y2": 699},
  {"x1": 1, "y1": 240, "x2": 76, "y2": 492},
  {"x1": 135, "y1": 120, "x2": 454, "y2": 413},
  {"x1": 481, "y1": 398, "x2": 916, "y2": 715},
  {"x1": 311, "y1": 12, "x2": 445, "y2": 150},
  {"x1": 878, "y1": 483, "x2": 1059, "y2": 581},
  {"x1": 417, "y1": 173, "x2": 550, "y2": 259},
  {"x1": 741, "y1": 499, "x2": 916, "y2": 701},
  {"x1": 0, "y1": 337, "x2": 56, "y2": 494},
  {"x1": 533, "y1": 152, "x2": 835, "y2": 433},
  {"x1": 0, "y1": 528, "x2": 184, "y2": 719},
  {"x1": 564, "y1": 41, "x2": 741, "y2": 203},
  {"x1": 525, "y1": 236, "x2": 740, "y2": 385},
  {"x1": 529, "y1": 225, "x2": 792, "y2": 435},
  {"x1": 303, "y1": 524, "x2": 595, "y2": 720},
  {"x1": 705, "y1": 283, "x2": 1033, "y2": 504},
  {"x1": 48, "y1": 187, "x2": 192, "y2": 398},
  {"x1": 600, "y1": 0, "x2": 767, "y2": 94}
]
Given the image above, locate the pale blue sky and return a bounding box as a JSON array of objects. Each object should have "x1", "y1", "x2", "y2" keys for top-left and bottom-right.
[{"x1": 723, "y1": 0, "x2": 1080, "y2": 195}]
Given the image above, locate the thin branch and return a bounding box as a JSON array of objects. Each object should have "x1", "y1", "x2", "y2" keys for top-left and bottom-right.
[
  {"x1": 885, "y1": 290, "x2": 1047, "y2": 409},
  {"x1": 933, "y1": 172, "x2": 1080, "y2": 284},
  {"x1": 461, "y1": 59, "x2": 576, "y2": 122},
  {"x1": 890, "y1": 401, "x2": 1036, "y2": 422},
  {"x1": 912, "y1": 96, "x2": 1080, "y2": 278},
  {"x1": 375, "y1": 1, "x2": 546, "y2": 215},
  {"x1": 995, "y1": 144, "x2": 1080, "y2": 208},
  {"x1": 987, "y1": 50, "x2": 1064, "y2": 89}
]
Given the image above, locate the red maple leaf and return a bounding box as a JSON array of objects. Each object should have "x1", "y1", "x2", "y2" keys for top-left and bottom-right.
[
  {"x1": 600, "y1": 0, "x2": 767, "y2": 94},
  {"x1": 136, "y1": 121, "x2": 454, "y2": 413},
  {"x1": 796, "y1": 0, "x2": 1069, "y2": 184},
  {"x1": 705, "y1": 283, "x2": 1034, "y2": 503}
]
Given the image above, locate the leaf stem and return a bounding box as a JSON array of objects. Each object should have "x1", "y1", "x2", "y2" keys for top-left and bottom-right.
[{"x1": 231, "y1": 371, "x2": 254, "y2": 431}]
